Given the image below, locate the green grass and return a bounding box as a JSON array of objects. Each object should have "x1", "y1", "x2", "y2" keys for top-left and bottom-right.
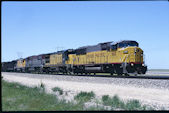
[
  {"x1": 2, "y1": 80, "x2": 84, "y2": 111},
  {"x1": 2, "y1": 80, "x2": 154, "y2": 111},
  {"x1": 102, "y1": 95, "x2": 125, "y2": 110},
  {"x1": 74, "y1": 91, "x2": 95, "y2": 102},
  {"x1": 101, "y1": 95, "x2": 153, "y2": 110},
  {"x1": 52, "y1": 87, "x2": 63, "y2": 95}
]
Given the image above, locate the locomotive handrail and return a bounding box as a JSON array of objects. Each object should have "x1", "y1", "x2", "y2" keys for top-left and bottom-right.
[{"x1": 122, "y1": 54, "x2": 129, "y2": 63}]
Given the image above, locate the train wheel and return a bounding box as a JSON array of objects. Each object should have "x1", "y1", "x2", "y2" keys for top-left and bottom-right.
[
  {"x1": 117, "y1": 73, "x2": 122, "y2": 76},
  {"x1": 124, "y1": 73, "x2": 129, "y2": 76},
  {"x1": 110, "y1": 69, "x2": 115, "y2": 75},
  {"x1": 114, "y1": 65, "x2": 123, "y2": 76},
  {"x1": 110, "y1": 72, "x2": 114, "y2": 75},
  {"x1": 141, "y1": 66, "x2": 147, "y2": 74},
  {"x1": 116, "y1": 69, "x2": 123, "y2": 76}
]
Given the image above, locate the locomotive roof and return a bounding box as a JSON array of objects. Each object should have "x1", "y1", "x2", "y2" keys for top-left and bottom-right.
[
  {"x1": 51, "y1": 50, "x2": 66, "y2": 54},
  {"x1": 4, "y1": 40, "x2": 138, "y2": 62},
  {"x1": 77, "y1": 40, "x2": 138, "y2": 49},
  {"x1": 115, "y1": 40, "x2": 138, "y2": 44},
  {"x1": 77, "y1": 41, "x2": 113, "y2": 50},
  {"x1": 48, "y1": 49, "x2": 74, "y2": 55},
  {"x1": 98, "y1": 41, "x2": 113, "y2": 45},
  {"x1": 2, "y1": 60, "x2": 17, "y2": 63}
]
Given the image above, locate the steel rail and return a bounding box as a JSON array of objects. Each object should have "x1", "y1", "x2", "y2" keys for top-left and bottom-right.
[{"x1": 7, "y1": 72, "x2": 169, "y2": 80}]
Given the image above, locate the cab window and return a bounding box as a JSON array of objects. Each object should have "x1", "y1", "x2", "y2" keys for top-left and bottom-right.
[
  {"x1": 118, "y1": 41, "x2": 138, "y2": 48},
  {"x1": 111, "y1": 44, "x2": 117, "y2": 50}
]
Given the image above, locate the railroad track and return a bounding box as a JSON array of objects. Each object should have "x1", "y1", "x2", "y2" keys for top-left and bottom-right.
[
  {"x1": 54, "y1": 74, "x2": 169, "y2": 80},
  {"x1": 7, "y1": 72, "x2": 169, "y2": 80},
  {"x1": 69, "y1": 74, "x2": 169, "y2": 80}
]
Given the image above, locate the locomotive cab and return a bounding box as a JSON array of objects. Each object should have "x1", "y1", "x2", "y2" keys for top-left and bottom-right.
[
  {"x1": 111, "y1": 40, "x2": 147, "y2": 74},
  {"x1": 117, "y1": 40, "x2": 143, "y2": 63}
]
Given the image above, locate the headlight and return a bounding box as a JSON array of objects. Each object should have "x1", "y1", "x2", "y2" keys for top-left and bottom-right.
[
  {"x1": 123, "y1": 51, "x2": 128, "y2": 54},
  {"x1": 131, "y1": 63, "x2": 134, "y2": 66},
  {"x1": 142, "y1": 64, "x2": 145, "y2": 66}
]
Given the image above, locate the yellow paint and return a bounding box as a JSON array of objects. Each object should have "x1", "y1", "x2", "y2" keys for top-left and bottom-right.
[
  {"x1": 68, "y1": 46, "x2": 143, "y2": 65},
  {"x1": 16, "y1": 59, "x2": 26, "y2": 68},
  {"x1": 44, "y1": 46, "x2": 143, "y2": 66},
  {"x1": 47, "y1": 53, "x2": 63, "y2": 66}
]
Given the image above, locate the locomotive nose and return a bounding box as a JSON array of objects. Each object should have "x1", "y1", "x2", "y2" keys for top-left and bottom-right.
[
  {"x1": 134, "y1": 47, "x2": 143, "y2": 63},
  {"x1": 134, "y1": 48, "x2": 140, "y2": 53},
  {"x1": 127, "y1": 47, "x2": 143, "y2": 63}
]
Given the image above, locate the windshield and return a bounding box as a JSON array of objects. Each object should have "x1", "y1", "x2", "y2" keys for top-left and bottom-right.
[{"x1": 118, "y1": 41, "x2": 138, "y2": 48}]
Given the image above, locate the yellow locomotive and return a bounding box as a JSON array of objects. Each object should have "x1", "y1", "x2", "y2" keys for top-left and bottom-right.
[
  {"x1": 15, "y1": 58, "x2": 26, "y2": 72},
  {"x1": 43, "y1": 40, "x2": 147, "y2": 75},
  {"x1": 12, "y1": 40, "x2": 147, "y2": 75}
]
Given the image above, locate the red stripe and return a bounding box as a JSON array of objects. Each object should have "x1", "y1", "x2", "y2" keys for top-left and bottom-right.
[
  {"x1": 73, "y1": 62, "x2": 143, "y2": 66},
  {"x1": 129, "y1": 62, "x2": 143, "y2": 64}
]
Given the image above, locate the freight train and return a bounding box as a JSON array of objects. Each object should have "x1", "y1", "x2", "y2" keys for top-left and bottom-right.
[{"x1": 2, "y1": 40, "x2": 147, "y2": 75}]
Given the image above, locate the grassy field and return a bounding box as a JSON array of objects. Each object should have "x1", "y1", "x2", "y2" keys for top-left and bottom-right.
[
  {"x1": 2, "y1": 80, "x2": 86, "y2": 111},
  {"x1": 2, "y1": 80, "x2": 153, "y2": 111}
]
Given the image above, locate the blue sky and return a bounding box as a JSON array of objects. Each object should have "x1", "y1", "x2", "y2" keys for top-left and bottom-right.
[{"x1": 2, "y1": 1, "x2": 169, "y2": 69}]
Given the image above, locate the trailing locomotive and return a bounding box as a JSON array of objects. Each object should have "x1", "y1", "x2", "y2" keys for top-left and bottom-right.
[
  {"x1": 2, "y1": 60, "x2": 17, "y2": 72},
  {"x1": 2, "y1": 40, "x2": 147, "y2": 75}
]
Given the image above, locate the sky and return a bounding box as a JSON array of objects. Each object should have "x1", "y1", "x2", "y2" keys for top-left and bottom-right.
[{"x1": 2, "y1": 1, "x2": 169, "y2": 69}]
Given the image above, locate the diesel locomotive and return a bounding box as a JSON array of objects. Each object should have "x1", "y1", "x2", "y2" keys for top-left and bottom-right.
[{"x1": 2, "y1": 40, "x2": 147, "y2": 75}]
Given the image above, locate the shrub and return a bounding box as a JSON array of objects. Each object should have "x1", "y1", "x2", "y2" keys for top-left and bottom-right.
[
  {"x1": 124, "y1": 100, "x2": 142, "y2": 110},
  {"x1": 102, "y1": 95, "x2": 124, "y2": 108},
  {"x1": 40, "y1": 83, "x2": 44, "y2": 88},
  {"x1": 102, "y1": 95, "x2": 150, "y2": 110},
  {"x1": 111, "y1": 95, "x2": 124, "y2": 108},
  {"x1": 40, "y1": 82, "x2": 45, "y2": 91},
  {"x1": 74, "y1": 91, "x2": 95, "y2": 102},
  {"x1": 52, "y1": 87, "x2": 63, "y2": 95},
  {"x1": 102, "y1": 95, "x2": 109, "y2": 102},
  {"x1": 102, "y1": 95, "x2": 111, "y2": 105}
]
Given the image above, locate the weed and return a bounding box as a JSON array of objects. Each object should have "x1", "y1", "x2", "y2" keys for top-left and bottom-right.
[
  {"x1": 39, "y1": 81, "x2": 45, "y2": 92},
  {"x1": 124, "y1": 100, "x2": 140, "y2": 110},
  {"x1": 102, "y1": 95, "x2": 109, "y2": 102},
  {"x1": 74, "y1": 91, "x2": 95, "y2": 102},
  {"x1": 101, "y1": 95, "x2": 150, "y2": 110},
  {"x1": 52, "y1": 87, "x2": 63, "y2": 95},
  {"x1": 65, "y1": 91, "x2": 68, "y2": 96},
  {"x1": 40, "y1": 82, "x2": 44, "y2": 88},
  {"x1": 111, "y1": 95, "x2": 125, "y2": 108}
]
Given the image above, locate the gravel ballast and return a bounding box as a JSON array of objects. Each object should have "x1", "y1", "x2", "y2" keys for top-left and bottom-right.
[{"x1": 2, "y1": 72, "x2": 169, "y2": 110}]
